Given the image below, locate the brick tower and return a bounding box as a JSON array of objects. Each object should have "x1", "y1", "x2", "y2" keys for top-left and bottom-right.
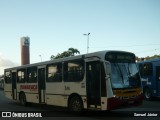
[{"x1": 21, "y1": 37, "x2": 30, "y2": 65}]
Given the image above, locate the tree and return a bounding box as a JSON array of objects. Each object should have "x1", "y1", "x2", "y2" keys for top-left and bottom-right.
[
  {"x1": 136, "y1": 54, "x2": 160, "y2": 62},
  {"x1": 50, "y1": 55, "x2": 55, "y2": 60},
  {"x1": 50, "y1": 48, "x2": 80, "y2": 60},
  {"x1": 68, "y1": 48, "x2": 80, "y2": 56}
]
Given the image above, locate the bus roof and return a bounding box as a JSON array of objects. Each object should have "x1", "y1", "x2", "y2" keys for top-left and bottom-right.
[{"x1": 4, "y1": 50, "x2": 134, "y2": 71}]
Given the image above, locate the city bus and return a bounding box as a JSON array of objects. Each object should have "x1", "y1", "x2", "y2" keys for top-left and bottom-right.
[
  {"x1": 137, "y1": 58, "x2": 160, "y2": 100},
  {"x1": 4, "y1": 50, "x2": 143, "y2": 111}
]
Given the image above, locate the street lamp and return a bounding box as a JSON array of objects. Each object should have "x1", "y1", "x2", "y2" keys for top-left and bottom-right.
[{"x1": 83, "y1": 33, "x2": 90, "y2": 53}]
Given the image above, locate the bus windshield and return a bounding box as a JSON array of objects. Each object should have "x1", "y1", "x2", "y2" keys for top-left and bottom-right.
[
  {"x1": 109, "y1": 63, "x2": 140, "y2": 89},
  {"x1": 105, "y1": 51, "x2": 141, "y2": 89}
]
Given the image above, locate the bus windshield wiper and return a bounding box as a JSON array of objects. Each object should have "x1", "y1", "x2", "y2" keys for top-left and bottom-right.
[{"x1": 114, "y1": 63, "x2": 124, "y2": 84}]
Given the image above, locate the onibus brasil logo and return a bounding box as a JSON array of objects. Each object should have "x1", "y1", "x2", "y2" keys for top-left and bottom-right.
[{"x1": 1, "y1": 112, "x2": 42, "y2": 117}]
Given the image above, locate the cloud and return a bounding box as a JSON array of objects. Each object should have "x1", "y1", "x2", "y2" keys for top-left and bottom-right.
[
  {"x1": 0, "y1": 56, "x2": 17, "y2": 67},
  {"x1": 0, "y1": 54, "x2": 19, "y2": 75}
]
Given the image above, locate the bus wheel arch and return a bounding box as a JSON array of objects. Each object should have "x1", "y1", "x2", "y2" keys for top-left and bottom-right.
[
  {"x1": 68, "y1": 93, "x2": 84, "y2": 111},
  {"x1": 143, "y1": 86, "x2": 152, "y2": 101},
  {"x1": 19, "y1": 91, "x2": 27, "y2": 106}
]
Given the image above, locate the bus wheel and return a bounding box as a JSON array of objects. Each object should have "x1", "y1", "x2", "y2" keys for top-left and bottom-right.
[
  {"x1": 144, "y1": 88, "x2": 152, "y2": 101},
  {"x1": 19, "y1": 93, "x2": 27, "y2": 106},
  {"x1": 69, "y1": 96, "x2": 83, "y2": 112}
]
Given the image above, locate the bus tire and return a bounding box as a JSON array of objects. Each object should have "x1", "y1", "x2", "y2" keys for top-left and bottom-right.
[
  {"x1": 144, "y1": 87, "x2": 152, "y2": 101},
  {"x1": 19, "y1": 92, "x2": 27, "y2": 106},
  {"x1": 68, "y1": 96, "x2": 83, "y2": 112}
]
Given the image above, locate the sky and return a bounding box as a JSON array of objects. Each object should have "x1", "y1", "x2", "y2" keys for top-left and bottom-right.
[{"x1": 0, "y1": 0, "x2": 160, "y2": 75}]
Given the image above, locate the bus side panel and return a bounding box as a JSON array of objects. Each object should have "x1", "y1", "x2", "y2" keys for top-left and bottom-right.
[
  {"x1": 46, "y1": 83, "x2": 66, "y2": 107},
  {"x1": 152, "y1": 64, "x2": 157, "y2": 97},
  {"x1": 139, "y1": 62, "x2": 154, "y2": 97},
  {"x1": 4, "y1": 84, "x2": 13, "y2": 100},
  {"x1": 64, "y1": 81, "x2": 86, "y2": 104},
  {"x1": 25, "y1": 93, "x2": 39, "y2": 103},
  {"x1": 145, "y1": 63, "x2": 158, "y2": 97},
  {"x1": 64, "y1": 82, "x2": 86, "y2": 96},
  {"x1": 16, "y1": 83, "x2": 39, "y2": 103},
  {"x1": 46, "y1": 94, "x2": 67, "y2": 107}
]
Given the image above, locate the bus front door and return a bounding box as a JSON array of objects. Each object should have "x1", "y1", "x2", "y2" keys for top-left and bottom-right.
[
  {"x1": 38, "y1": 68, "x2": 46, "y2": 103},
  {"x1": 156, "y1": 66, "x2": 160, "y2": 96},
  {"x1": 86, "y1": 61, "x2": 101, "y2": 109},
  {"x1": 12, "y1": 72, "x2": 17, "y2": 100}
]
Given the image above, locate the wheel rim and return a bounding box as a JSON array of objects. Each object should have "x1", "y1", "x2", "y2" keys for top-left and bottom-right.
[
  {"x1": 145, "y1": 89, "x2": 151, "y2": 99},
  {"x1": 72, "y1": 99, "x2": 81, "y2": 111},
  {"x1": 70, "y1": 97, "x2": 83, "y2": 111},
  {"x1": 20, "y1": 94, "x2": 26, "y2": 105}
]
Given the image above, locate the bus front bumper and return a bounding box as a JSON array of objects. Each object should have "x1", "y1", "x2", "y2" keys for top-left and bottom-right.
[{"x1": 107, "y1": 94, "x2": 144, "y2": 110}]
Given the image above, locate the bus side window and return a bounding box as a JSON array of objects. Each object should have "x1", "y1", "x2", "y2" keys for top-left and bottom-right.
[
  {"x1": 64, "y1": 60, "x2": 84, "y2": 82},
  {"x1": 139, "y1": 62, "x2": 153, "y2": 77},
  {"x1": 5, "y1": 71, "x2": 11, "y2": 83},
  {"x1": 17, "y1": 69, "x2": 26, "y2": 83},
  {"x1": 27, "y1": 67, "x2": 37, "y2": 83},
  {"x1": 143, "y1": 63, "x2": 153, "y2": 76},
  {"x1": 47, "y1": 63, "x2": 62, "y2": 82}
]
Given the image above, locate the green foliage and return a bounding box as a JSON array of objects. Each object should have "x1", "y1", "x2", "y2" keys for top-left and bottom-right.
[
  {"x1": 50, "y1": 48, "x2": 80, "y2": 60},
  {"x1": 136, "y1": 54, "x2": 160, "y2": 62}
]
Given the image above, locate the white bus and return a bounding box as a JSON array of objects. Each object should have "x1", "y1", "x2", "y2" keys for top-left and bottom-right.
[{"x1": 4, "y1": 50, "x2": 143, "y2": 111}]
